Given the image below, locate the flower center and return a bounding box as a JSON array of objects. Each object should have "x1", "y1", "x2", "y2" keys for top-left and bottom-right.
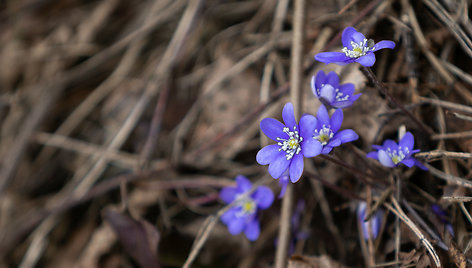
[
  {"x1": 342, "y1": 38, "x2": 374, "y2": 58},
  {"x1": 318, "y1": 84, "x2": 350, "y2": 103},
  {"x1": 242, "y1": 200, "x2": 256, "y2": 214},
  {"x1": 386, "y1": 146, "x2": 409, "y2": 165},
  {"x1": 235, "y1": 196, "x2": 257, "y2": 217},
  {"x1": 277, "y1": 127, "x2": 303, "y2": 160},
  {"x1": 313, "y1": 125, "x2": 333, "y2": 146},
  {"x1": 335, "y1": 88, "x2": 349, "y2": 102}
]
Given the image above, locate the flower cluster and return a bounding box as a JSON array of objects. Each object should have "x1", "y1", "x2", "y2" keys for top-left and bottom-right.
[
  {"x1": 220, "y1": 26, "x2": 430, "y2": 244},
  {"x1": 220, "y1": 175, "x2": 274, "y2": 241}
]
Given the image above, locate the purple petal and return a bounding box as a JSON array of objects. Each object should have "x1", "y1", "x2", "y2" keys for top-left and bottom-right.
[
  {"x1": 342, "y1": 27, "x2": 362, "y2": 49},
  {"x1": 332, "y1": 100, "x2": 354, "y2": 109},
  {"x1": 301, "y1": 138, "x2": 322, "y2": 157},
  {"x1": 228, "y1": 218, "x2": 245, "y2": 235},
  {"x1": 278, "y1": 175, "x2": 289, "y2": 198},
  {"x1": 330, "y1": 108, "x2": 343, "y2": 132},
  {"x1": 356, "y1": 53, "x2": 376, "y2": 67},
  {"x1": 401, "y1": 158, "x2": 415, "y2": 168},
  {"x1": 321, "y1": 146, "x2": 333, "y2": 154},
  {"x1": 372, "y1": 145, "x2": 382, "y2": 150},
  {"x1": 252, "y1": 186, "x2": 274, "y2": 209},
  {"x1": 339, "y1": 83, "x2": 354, "y2": 94},
  {"x1": 319, "y1": 84, "x2": 335, "y2": 103},
  {"x1": 373, "y1": 40, "x2": 395, "y2": 51},
  {"x1": 289, "y1": 153, "x2": 304, "y2": 183},
  {"x1": 221, "y1": 208, "x2": 237, "y2": 224},
  {"x1": 220, "y1": 186, "x2": 238, "y2": 204},
  {"x1": 260, "y1": 118, "x2": 288, "y2": 141},
  {"x1": 350, "y1": 93, "x2": 362, "y2": 102},
  {"x1": 366, "y1": 151, "x2": 378, "y2": 160},
  {"x1": 244, "y1": 219, "x2": 260, "y2": 241},
  {"x1": 315, "y1": 52, "x2": 350, "y2": 65},
  {"x1": 352, "y1": 32, "x2": 366, "y2": 43},
  {"x1": 268, "y1": 154, "x2": 290, "y2": 179},
  {"x1": 314, "y1": 70, "x2": 327, "y2": 90},
  {"x1": 236, "y1": 175, "x2": 252, "y2": 193},
  {"x1": 256, "y1": 144, "x2": 281, "y2": 165},
  {"x1": 414, "y1": 159, "x2": 428, "y2": 170},
  {"x1": 299, "y1": 114, "x2": 317, "y2": 140},
  {"x1": 383, "y1": 140, "x2": 398, "y2": 151},
  {"x1": 327, "y1": 137, "x2": 341, "y2": 146},
  {"x1": 378, "y1": 150, "x2": 395, "y2": 167},
  {"x1": 316, "y1": 104, "x2": 330, "y2": 126},
  {"x1": 311, "y1": 75, "x2": 320, "y2": 97},
  {"x1": 334, "y1": 129, "x2": 359, "y2": 143},
  {"x1": 326, "y1": 71, "x2": 340, "y2": 87},
  {"x1": 282, "y1": 102, "x2": 297, "y2": 128},
  {"x1": 399, "y1": 132, "x2": 414, "y2": 150}
]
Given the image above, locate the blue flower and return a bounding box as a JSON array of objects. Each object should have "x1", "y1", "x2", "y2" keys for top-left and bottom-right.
[
  {"x1": 257, "y1": 102, "x2": 322, "y2": 183},
  {"x1": 311, "y1": 71, "x2": 361, "y2": 109},
  {"x1": 313, "y1": 104, "x2": 359, "y2": 154},
  {"x1": 315, "y1": 26, "x2": 395, "y2": 67},
  {"x1": 366, "y1": 131, "x2": 427, "y2": 170},
  {"x1": 431, "y1": 204, "x2": 454, "y2": 236},
  {"x1": 220, "y1": 175, "x2": 274, "y2": 241},
  {"x1": 357, "y1": 202, "x2": 383, "y2": 240}
]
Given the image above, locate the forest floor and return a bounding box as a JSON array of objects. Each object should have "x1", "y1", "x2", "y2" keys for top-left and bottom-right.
[{"x1": 1, "y1": 0, "x2": 472, "y2": 267}]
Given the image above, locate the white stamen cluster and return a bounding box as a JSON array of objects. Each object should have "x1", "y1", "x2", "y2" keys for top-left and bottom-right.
[
  {"x1": 318, "y1": 84, "x2": 350, "y2": 102},
  {"x1": 277, "y1": 126, "x2": 302, "y2": 160},
  {"x1": 335, "y1": 88, "x2": 349, "y2": 102},
  {"x1": 342, "y1": 38, "x2": 374, "y2": 58},
  {"x1": 386, "y1": 146, "x2": 409, "y2": 164},
  {"x1": 313, "y1": 125, "x2": 333, "y2": 146}
]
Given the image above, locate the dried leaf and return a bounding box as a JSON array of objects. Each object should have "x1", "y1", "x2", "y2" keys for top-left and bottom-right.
[
  {"x1": 449, "y1": 240, "x2": 467, "y2": 268},
  {"x1": 104, "y1": 209, "x2": 160, "y2": 268}
]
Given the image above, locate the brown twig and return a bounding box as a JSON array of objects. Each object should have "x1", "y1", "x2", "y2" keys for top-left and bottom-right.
[
  {"x1": 415, "y1": 150, "x2": 472, "y2": 161},
  {"x1": 361, "y1": 67, "x2": 433, "y2": 135}
]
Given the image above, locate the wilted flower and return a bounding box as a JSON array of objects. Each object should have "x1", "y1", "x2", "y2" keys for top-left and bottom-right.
[
  {"x1": 357, "y1": 202, "x2": 382, "y2": 240},
  {"x1": 313, "y1": 104, "x2": 359, "y2": 154},
  {"x1": 257, "y1": 102, "x2": 322, "y2": 183},
  {"x1": 220, "y1": 175, "x2": 274, "y2": 241},
  {"x1": 311, "y1": 70, "x2": 361, "y2": 109},
  {"x1": 315, "y1": 26, "x2": 395, "y2": 67},
  {"x1": 366, "y1": 131, "x2": 427, "y2": 170}
]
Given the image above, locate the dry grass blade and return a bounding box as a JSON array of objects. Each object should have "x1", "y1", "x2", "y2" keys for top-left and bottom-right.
[
  {"x1": 422, "y1": 0, "x2": 472, "y2": 58},
  {"x1": 415, "y1": 150, "x2": 472, "y2": 161},
  {"x1": 275, "y1": 1, "x2": 305, "y2": 267},
  {"x1": 386, "y1": 197, "x2": 441, "y2": 267}
]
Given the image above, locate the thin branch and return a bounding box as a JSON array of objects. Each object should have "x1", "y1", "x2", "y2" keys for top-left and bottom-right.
[{"x1": 275, "y1": 1, "x2": 305, "y2": 267}]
